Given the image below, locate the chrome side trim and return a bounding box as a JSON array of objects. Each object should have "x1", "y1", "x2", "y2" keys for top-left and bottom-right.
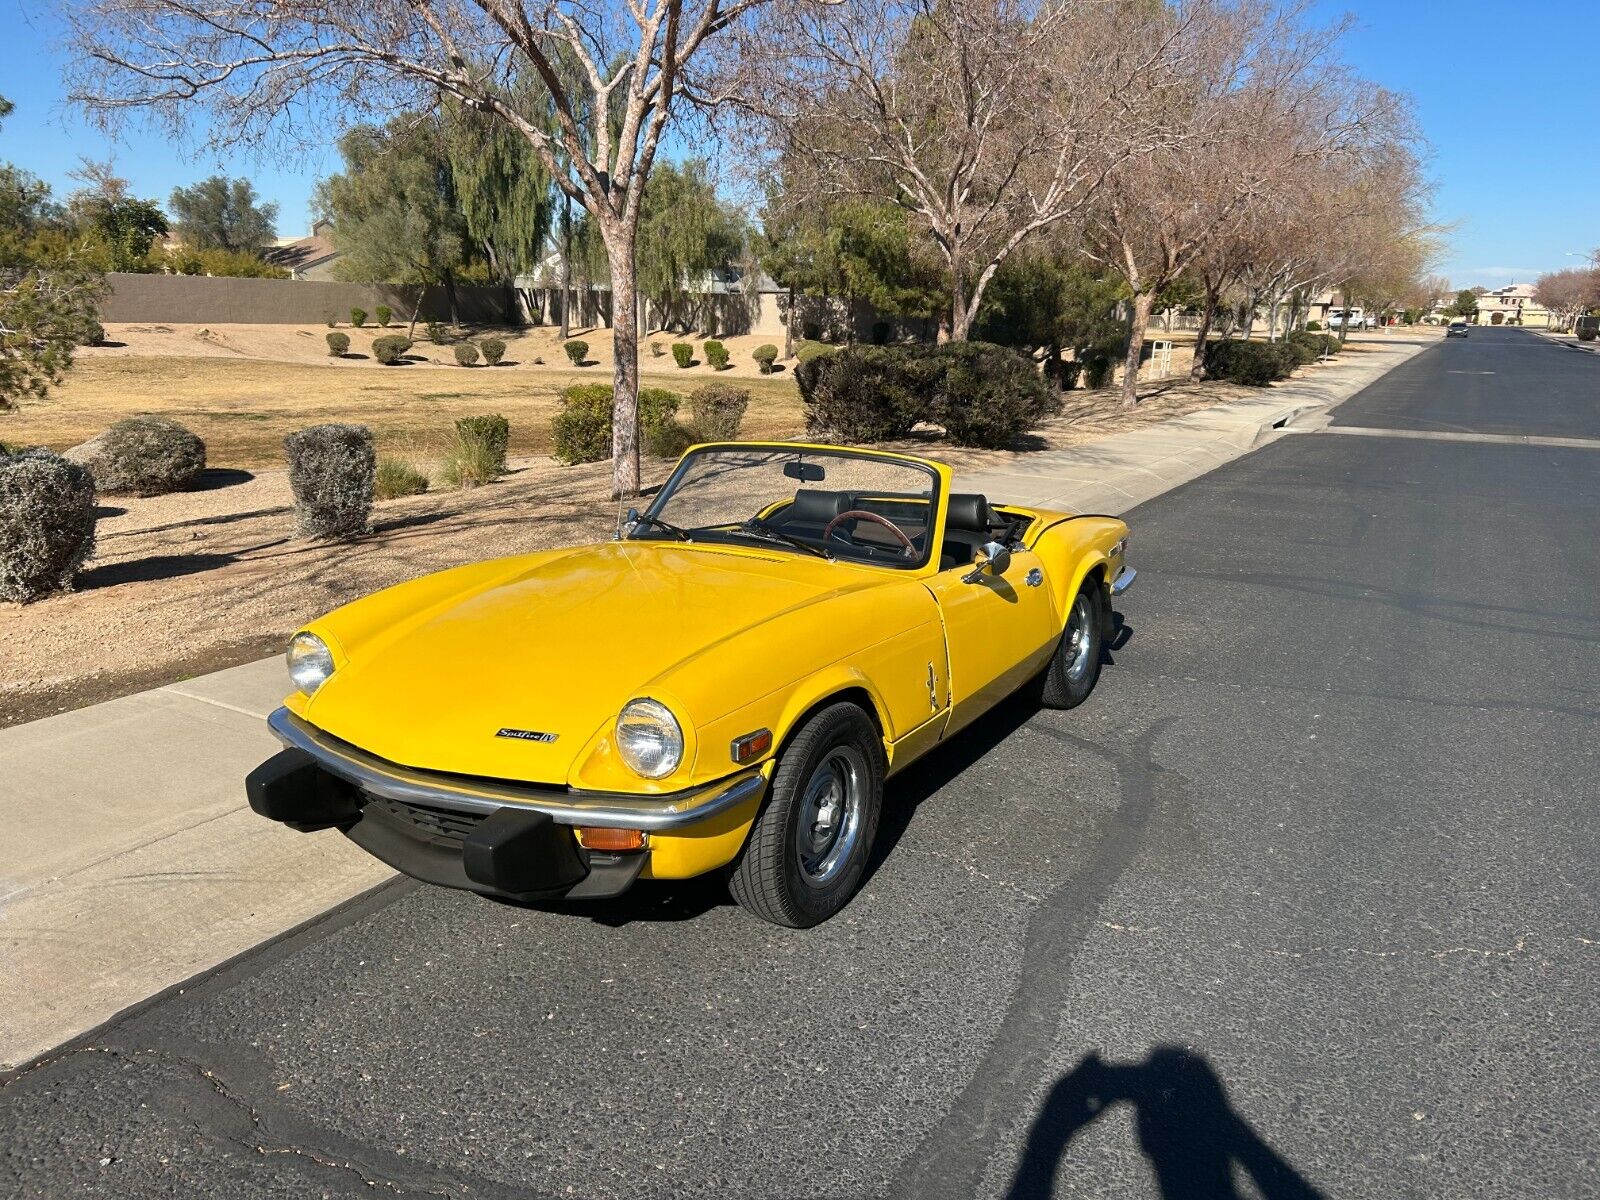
[
  {"x1": 1110, "y1": 565, "x2": 1137, "y2": 595},
  {"x1": 267, "y1": 707, "x2": 766, "y2": 831}
]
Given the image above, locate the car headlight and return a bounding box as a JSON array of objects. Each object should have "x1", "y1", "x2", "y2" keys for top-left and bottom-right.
[
  {"x1": 615, "y1": 698, "x2": 683, "y2": 779},
  {"x1": 286, "y1": 631, "x2": 335, "y2": 696}
]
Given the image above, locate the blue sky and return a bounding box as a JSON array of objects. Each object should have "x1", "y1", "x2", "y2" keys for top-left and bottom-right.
[{"x1": 2, "y1": 0, "x2": 1596, "y2": 286}]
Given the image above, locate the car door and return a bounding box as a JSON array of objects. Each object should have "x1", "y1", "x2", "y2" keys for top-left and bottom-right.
[{"x1": 925, "y1": 548, "x2": 1061, "y2": 735}]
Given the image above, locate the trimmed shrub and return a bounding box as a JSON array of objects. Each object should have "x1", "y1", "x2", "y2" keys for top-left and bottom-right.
[
  {"x1": 932, "y1": 343, "x2": 1062, "y2": 449},
  {"x1": 564, "y1": 339, "x2": 589, "y2": 366},
  {"x1": 1305, "y1": 320, "x2": 1322, "y2": 332},
  {"x1": 374, "y1": 456, "x2": 429, "y2": 500},
  {"x1": 426, "y1": 321, "x2": 448, "y2": 345},
  {"x1": 799, "y1": 343, "x2": 1060, "y2": 447},
  {"x1": 672, "y1": 342, "x2": 694, "y2": 368},
  {"x1": 1080, "y1": 351, "x2": 1116, "y2": 389},
  {"x1": 688, "y1": 383, "x2": 749, "y2": 442},
  {"x1": 372, "y1": 335, "x2": 413, "y2": 365},
  {"x1": 0, "y1": 451, "x2": 97, "y2": 603},
  {"x1": 752, "y1": 344, "x2": 779, "y2": 374},
  {"x1": 325, "y1": 314, "x2": 338, "y2": 328},
  {"x1": 795, "y1": 340, "x2": 836, "y2": 365},
  {"x1": 650, "y1": 340, "x2": 666, "y2": 358},
  {"x1": 77, "y1": 318, "x2": 105, "y2": 347},
  {"x1": 797, "y1": 345, "x2": 939, "y2": 442},
  {"x1": 350, "y1": 307, "x2": 367, "y2": 329},
  {"x1": 70, "y1": 416, "x2": 207, "y2": 497},
  {"x1": 1055, "y1": 360, "x2": 1084, "y2": 390},
  {"x1": 551, "y1": 384, "x2": 613, "y2": 464},
  {"x1": 703, "y1": 339, "x2": 730, "y2": 370},
  {"x1": 284, "y1": 424, "x2": 374, "y2": 539},
  {"x1": 375, "y1": 305, "x2": 392, "y2": 328},
  {"x1": 551, "y1": 385, "x2": 681, "y2": 465},
  {"x1": 1286, "y1": 330, "x2": 1340, "y2": 365},
  {"x1": 454, "y1": 342, "x2": 481, "y2": 367},
  {"x1": 480, "y1": 337, "x2": 507, "y2": 366},
  {"x1": 326, "y1": 331, "x2": 350, "y2": 357},
  {"x1": 1203, "y1": 339, "x2": 1293, "y2": 386},
  {"x1": 454, "y1": 414, "x2": 510, "y2": 475}
]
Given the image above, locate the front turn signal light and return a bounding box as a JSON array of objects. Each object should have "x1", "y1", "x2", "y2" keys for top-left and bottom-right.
[
  {"x1": 576, "y1": 827, "x2": 647, "y2": 852},
  {"x1": 731, "y1": 728, "x2": 773, "y2": 764}
]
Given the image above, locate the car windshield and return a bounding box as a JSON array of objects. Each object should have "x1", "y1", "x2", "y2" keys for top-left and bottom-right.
[{"x1": 633, "y1": 445, "x2": 940, "y2": 568}]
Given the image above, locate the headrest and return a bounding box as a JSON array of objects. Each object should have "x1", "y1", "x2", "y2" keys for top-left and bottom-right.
[
  {"x1": 789, "y1": 489, "x2": 850, "y2": 522},
  {"x1": 946, "y1": 493, "x2": 991, "y2": 532}
]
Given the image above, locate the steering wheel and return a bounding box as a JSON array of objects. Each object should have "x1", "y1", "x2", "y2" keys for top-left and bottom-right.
[{"x1": 822, "y1": 510, "x2": 916, "y2": 557}]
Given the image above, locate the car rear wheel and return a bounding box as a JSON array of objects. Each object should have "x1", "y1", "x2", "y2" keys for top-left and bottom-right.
[
  {"x1": 728, "y1": 702, "x2": 884, "y2": 928},
  {"x1": 1039, "y1": 578, "x2": 1106, "y2": 710}
]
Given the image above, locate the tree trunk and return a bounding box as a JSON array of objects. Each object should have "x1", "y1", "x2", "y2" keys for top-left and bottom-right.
[
  {"x1": 785, "y1": 285, "x2": 795, "y2": 359},
  {"x1": 1190, "y1": 284, "x2": 1221, "y2": 381},
  {"x1": 1121, "y1": 290, "x2": 1156, "y2": 408},
  {"x1": 949, "y1": 269, "x2": 969, "y2": 342},
  {"x1": 560, "y1": 194, "x2": 572, "y2": 341},
  {"x1": 407, "y1": 285, "x2": 424, "y2": 340},
  {"x1": 443, "y1": 268, "x2": 461, "y2": 329},
  {"x1": 608, "y1": 244, "x2": 642, "y2": 500}
]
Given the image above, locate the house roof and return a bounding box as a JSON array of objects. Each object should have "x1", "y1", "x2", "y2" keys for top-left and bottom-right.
[{"x1": 265, "y1": 230, "x2": 341, "y2": 274}]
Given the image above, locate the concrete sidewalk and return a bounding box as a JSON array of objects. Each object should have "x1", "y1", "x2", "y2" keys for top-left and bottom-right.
[{"x1": 0, "y1": 336, "x2": 1425, "y2": 1069}]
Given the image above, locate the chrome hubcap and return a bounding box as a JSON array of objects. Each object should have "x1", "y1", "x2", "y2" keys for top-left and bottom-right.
[
  {"x1": 796, "y1": 747, "x2": 866, "y2": 887},
  {"x1": 1066, "y1": 594, "x2": 1095, "y2": 683}
]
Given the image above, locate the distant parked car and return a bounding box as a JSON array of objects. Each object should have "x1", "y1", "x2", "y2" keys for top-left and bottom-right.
[
  {"x1": 1326, "y1": 307, "x2": 1376, "y2": 331},
  {"x1": 1446, "y1": 320, "x2": 1469, "y2": 338}
]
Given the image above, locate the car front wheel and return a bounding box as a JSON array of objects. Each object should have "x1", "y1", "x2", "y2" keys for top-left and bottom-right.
[
  {"x1": 1039, "y1": 578, "x2": 1107, "y2": 710},
  {"x1": 728, "y1": 702, "x2": 884, "y2": 928}
]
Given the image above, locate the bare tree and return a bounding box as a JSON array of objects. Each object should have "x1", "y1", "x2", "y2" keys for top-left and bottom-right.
[
  {"x1": 1534, "y1": 264, "x2": 1600, "y2": 331},
  {"x1": 1083, "y1": 1, "x2": 1414, "y2": 405},
  {"x1": 730, "y1": 0, "x2": 1185, "y2": 342},
  {"x1": 65, "y1": 1, "x2": 768, "y2": 499}
]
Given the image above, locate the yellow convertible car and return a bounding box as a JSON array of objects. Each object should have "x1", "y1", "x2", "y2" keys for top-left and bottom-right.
[{"x1": 247, "y1": 442, "x2": 1134, "y2": 927}]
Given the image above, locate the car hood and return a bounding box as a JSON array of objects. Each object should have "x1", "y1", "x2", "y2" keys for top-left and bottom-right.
[{"x1": 302, "y1": 541, "x2": 870, "y2": 786}]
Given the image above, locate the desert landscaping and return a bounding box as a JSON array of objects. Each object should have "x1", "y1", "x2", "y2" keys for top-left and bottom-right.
[{"x1": 0, "y1": 319, "x2": 1400, "y2": 727}]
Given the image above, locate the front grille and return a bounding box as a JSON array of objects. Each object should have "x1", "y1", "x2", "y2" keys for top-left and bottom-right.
[{"x1": 365, "y1": 795, "x2": 489, "y2": 844}]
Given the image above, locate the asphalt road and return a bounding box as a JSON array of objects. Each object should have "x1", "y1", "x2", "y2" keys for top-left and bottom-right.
[{"x1": 4, "y1": 327, "x2": 1597, "y2": 1199}]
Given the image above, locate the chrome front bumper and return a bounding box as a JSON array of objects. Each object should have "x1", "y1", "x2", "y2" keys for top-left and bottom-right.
[
  {"x1": 1110, "y1": 564, "x2": 1137, "y2": 595},
  {"x1": 266, "y1": 706, "x2": 766, "y2": 831}
]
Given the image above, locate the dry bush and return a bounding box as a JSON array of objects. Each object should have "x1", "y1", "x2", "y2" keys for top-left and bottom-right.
[
  {"x1": 0, "y1": 450, "x2": 97, "y2": 603},
  {"x1": 284, "y1": 423, "x2": 375, "y2": 539},
  {"x1": 71, "y1": 416, "x2": 207, "y2": 496}
]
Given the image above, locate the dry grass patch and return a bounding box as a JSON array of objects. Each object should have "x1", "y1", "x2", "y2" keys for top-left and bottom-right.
[{"x1": 2, "y1": 355, "x2": 803, "y2": 467}]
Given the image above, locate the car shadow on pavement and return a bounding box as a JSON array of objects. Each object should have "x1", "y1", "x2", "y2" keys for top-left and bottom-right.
[{"x1": 1005, "y1": 1047, "x2": 1324, "y2": 1200}]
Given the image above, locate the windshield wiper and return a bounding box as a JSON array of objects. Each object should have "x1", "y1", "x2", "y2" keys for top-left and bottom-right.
[
  {"x1": 738, "y1": 518, "x2": 832, "y2": 560},
  {"x1": 629, "y1": 512, "x2": 691, "y2": 541}
]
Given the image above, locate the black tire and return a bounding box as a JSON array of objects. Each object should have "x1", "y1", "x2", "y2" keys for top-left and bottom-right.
[
  {"x1": 728, "y1": 702, "x2": 884, "y2": 928},
  {"x1": 1039, "y1": 578, "x2": 1107, "y2": 710}
]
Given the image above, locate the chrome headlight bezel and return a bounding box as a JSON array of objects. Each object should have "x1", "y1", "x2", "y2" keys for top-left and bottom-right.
[
  {"x1": 615, "y1": 698, "x2": 684, "y2": 779},
  {"x1": 286, "y1": 631, "x2": 335, "y2": 696}
]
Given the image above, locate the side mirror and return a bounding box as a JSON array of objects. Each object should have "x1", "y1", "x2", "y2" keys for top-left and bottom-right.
[
  {"x1": 618, "y1": 506, "x2": 640, "y2": 539},
  {"x1": 964, "y1": 541, "x2": 1012, "y2": 583}
]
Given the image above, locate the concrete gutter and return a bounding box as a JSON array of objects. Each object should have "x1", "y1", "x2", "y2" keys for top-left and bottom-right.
[{"x1": 0, "y1": 336, "x2": 1425, "y2": 1068}]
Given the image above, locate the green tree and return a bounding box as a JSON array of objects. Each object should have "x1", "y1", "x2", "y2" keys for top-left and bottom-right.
[
  {"x1": 62, "y1": 160, "x2": 169, "y2": 270},
  {"x1": 757, "y1": 196, "x2": 844, "y2": 358},
  {"x1": 443, "y1": 87, "x2": 555, "y2": 288},
  {"x1": 833, "y1": 202, "x2": 947, "y2": 333},
  {"x1": 635, "y1": 160, "x2": 746, "y2": 332},
  {"x1": 975, "y1": 255, "x2": 1126, "y2": 387},
  {"x1": 168, "y1": 174, "x2": 278, "y2": 252},
  {"x1": 316, "y1": 116, "x2": 474, "y2": 333},
  {"x1": 1448, "y1": 288, "x2": 1480, "y2": 320}
]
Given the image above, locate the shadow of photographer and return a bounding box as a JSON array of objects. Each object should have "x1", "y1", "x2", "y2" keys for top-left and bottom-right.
[{"x1": 1007, "y1": 1046, "x2": 1324, "y2": 1200}]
